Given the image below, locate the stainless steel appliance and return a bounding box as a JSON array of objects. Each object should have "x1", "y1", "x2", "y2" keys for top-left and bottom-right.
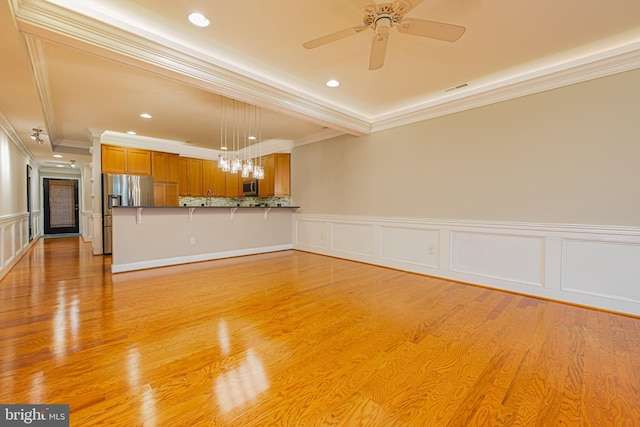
[
  {"x1": 102, "y1": 174, "x2": 154, "y2": 254},
  {"x1": 242, "y1": 179, "x2": 259, "y2": 196}
]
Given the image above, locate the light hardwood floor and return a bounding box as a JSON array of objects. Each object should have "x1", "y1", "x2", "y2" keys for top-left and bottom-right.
[{"x1": 0, "y1": 237, "x2": 638, "y2": 426}]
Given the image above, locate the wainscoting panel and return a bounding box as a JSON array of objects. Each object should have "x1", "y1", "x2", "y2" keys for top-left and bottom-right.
[
  {"x1": 0, "y1": 213, "x2": 38, "y2": 281},
  {"x1": 294, "y1": 218, "x2": 327, "y2": 249},
  {"x1": 331, "y1": 222, "x2": 374, "y2": 257},
  {"x1": 450, "y1": 231, "x2": 544, "y2": 286},
  {"x1": 379, "y1": 225, "x2": 439, "y2": 268},
  {"x1": 293, "y1": 214, "x2": 640, "y2": 316},
  {"x1": 82, "y1": 210, "x2": 94, "y2": 242},
  {"x1": 562, "y1": 238, "x2": 640, "y2": 303}
]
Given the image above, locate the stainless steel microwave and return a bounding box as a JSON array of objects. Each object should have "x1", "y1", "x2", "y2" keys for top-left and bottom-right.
[{"x1": 242, "y1": 179, "x2": 258, "y2": 196}]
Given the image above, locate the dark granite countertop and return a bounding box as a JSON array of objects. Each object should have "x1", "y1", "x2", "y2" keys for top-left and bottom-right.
[{"x1": 113, "y1": 205, "x2": 300, "y2": 209}]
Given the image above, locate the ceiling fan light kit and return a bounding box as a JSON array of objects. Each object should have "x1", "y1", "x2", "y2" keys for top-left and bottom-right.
[
  {"x1": 303, "y1": 0, "x2": 466, "y2": 70},
  {"x1": 31, "y1": 128, "x2": 45, "y2": 144}
]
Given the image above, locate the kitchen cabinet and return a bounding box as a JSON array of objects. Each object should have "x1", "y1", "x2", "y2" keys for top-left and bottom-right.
[
  {"x1": 152, "y1": 152, "x2": 179, "y2": 206},
  {"x1": 101, "y1": 145, "x2": 152, "y2": 175},
  {"x1": 154, "y1": 182, "x2": 178, "y2": 206},
  {"x1": 152, "y1": 152, "x2": 178, "y2": 182},
  {"x1": 178, "y1": 157, "x2": 203, "y2": 197},
  {"x1": 258, "y1": 153, "x2": 290, "y2": 197},
  {"x1": 225, "y1": 172, "x2": 241, "y2": 198},
  {"x1": 202, "y1": 160, "x2": 226, "y2": 197}
]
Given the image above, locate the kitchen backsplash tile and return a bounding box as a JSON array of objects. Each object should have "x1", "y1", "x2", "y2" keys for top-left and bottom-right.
[{"x1": 178, "y1": 196, "x2": 293, "y2": 207}]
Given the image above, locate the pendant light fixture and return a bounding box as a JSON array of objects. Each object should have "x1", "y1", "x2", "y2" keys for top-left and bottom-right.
[{"x1": 217, "y1": 97, "x2": 264, "y2": 180}]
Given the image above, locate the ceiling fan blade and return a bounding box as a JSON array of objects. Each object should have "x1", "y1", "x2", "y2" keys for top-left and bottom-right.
[
  {"x1": 369, "y1": 31, "x2": 389, "y2": 70},
  {"x1": 303, "y1": 25, "x2": 368, "y2": 49},
  {"x1": 397, "y1": 18, "x2": 466, "y2": 42}
]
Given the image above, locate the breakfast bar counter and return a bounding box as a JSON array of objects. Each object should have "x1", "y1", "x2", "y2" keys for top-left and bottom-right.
[{"x1": 111, "y1": 205, "x2": 299, "y2": 273}]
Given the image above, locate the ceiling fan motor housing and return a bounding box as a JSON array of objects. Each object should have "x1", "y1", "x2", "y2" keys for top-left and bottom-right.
[{"x1": 363, "y1": 3, "x2": 404, "y2": 30}]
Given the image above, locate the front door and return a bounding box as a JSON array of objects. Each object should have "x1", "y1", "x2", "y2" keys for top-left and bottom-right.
[{"x1": 43, "y1": 178, "x2": 79, "y2": 235}]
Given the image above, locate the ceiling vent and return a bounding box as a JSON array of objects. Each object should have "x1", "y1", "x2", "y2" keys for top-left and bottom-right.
[{"x1": 443, "y1": 82, "x2": 469, "y2": 93}]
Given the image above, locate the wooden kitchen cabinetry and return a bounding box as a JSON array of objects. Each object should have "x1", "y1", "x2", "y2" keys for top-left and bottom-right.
[
  {"x1": 101, "y1": 145, "x2": 152, "y2": 175},
  {"x1": 225, "y1": 172, "x2": 241, "y2": 198},
  {"x1": 152, "y1": 152, "x2": 179, "y2": 206},
  {"x1": 177, "y1": 157, "x2": 203, "y2": 197},
  {"x1": 202, "y1": 160, "x2": 226, "y2": 197},
  {"x1": 258, "y1": 153, "x2": 290, "y2": 197}
]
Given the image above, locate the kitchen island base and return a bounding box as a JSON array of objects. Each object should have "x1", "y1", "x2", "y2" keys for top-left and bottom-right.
[{"x1": 111, "y1": 206, "x2": 297, "y2": 273}]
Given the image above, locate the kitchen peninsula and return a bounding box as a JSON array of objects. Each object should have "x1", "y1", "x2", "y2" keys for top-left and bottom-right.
[{"x1": 110, "y1": 205, "x2": 299, "y2": 273}]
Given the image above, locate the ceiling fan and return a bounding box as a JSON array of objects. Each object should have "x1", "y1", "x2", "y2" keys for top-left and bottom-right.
[{"x1": 303, "y1": 0, "x2": 466, "y2": 70}]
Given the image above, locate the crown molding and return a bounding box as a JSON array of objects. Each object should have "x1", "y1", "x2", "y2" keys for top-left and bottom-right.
[
  {"x1": 371, "y1": 38, "x2": 640, "y2": 132},
  {"x1": 293, "y1": 128, "x2": 346, "y2": 147},
  {"x1": 22, "y1": 35, "x2": 58, "y2": 146},
  {"x1": 11, "y1": 0, "x2": 640, "y2": 141},
  {"x1": 13, "y1": 0, "x2": 371, "y2": 136}
]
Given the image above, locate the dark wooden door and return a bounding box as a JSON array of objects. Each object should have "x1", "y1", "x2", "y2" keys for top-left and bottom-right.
[{"x1": 43, "y1": 178, "x2": 79, "y2": 235}]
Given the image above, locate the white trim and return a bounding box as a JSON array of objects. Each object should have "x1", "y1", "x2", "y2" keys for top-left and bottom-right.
[
  {"x1": 23, "y1": 35, "x2": 58, "y2": 148},
  {"x1": 111, "y1": 244, "x2": 293, "y2": 273},
  {"x1": 0, "y1": 213, "x2": 38, "y2": 282},
  {"x1": 371, "y1": 40, "x2": 640, "y2": 132},
  {"x1": 13, "y1": 0, "x2": 370, "y2": 136},
  {"x1": 293, "y1": 213, "x2": 640, "y2": 316},
  {"x1": 12, "y1": 0, "x2": 640, "y2": 142}
]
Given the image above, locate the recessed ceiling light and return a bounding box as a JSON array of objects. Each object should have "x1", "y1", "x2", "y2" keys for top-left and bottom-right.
[
  {"x1": 188, "y1": 12, "x2": 210, "y2": 27},
  {"x1": 326, "y1": 79, "x2": 340, "y2": 88},
  {"x1": 127, "y1": 131, "x2": 137, "y2": 135},
  {"x1": 248, "y1": 136, "x2": 256, "y2": 140},
  {"x1": 53, "y1": 154, "x2": 63, "y2": 158},
  {"x1": 140, "y1": 113, "x2": 152, "y2": 119}
]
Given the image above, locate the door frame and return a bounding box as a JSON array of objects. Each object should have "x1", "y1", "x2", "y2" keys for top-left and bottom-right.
[
  {"x1": 43, "y1": 178, "x2": 80, "y2": 235},
  {"x1": 26, "y1": 165, "x2": 33, "y2": 241}
]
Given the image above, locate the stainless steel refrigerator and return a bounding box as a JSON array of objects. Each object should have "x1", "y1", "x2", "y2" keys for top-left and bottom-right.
[{"x1": 102, "y1": 174, "x2": 154, "y2": 254}]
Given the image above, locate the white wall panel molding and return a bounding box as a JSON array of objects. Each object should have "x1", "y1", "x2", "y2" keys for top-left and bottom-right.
[
  {"x1": 561, "y1": 238, "x2": 640, "y2": 304},
  {"x1": 450, "y1": 231, "x2": 545, "y2": 287},
  {"x1": 0, "y1": 213, "x2": 38, "y2": 282},
  {"x1": 82, "y1": 210, "x2": 93, "y2": 242},
  {"x1": 293, "y1": 214, "x2": 640, "y2": 316}
]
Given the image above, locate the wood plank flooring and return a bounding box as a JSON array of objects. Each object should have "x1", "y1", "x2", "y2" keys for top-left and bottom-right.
[{"x1": 0, "y1": 237, "x2": 638, "y2": 426}]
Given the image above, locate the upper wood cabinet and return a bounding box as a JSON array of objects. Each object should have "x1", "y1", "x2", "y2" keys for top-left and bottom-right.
[
  {"x1": 152, "y1": 152, "x2": 179, "y2": 206},
  {"x1": 152, "y1": 152, "x2": 179, "y2": 182},
  {"x1": 258, "y1": 153, "x2": 290, "y2": 197},
  {"x1": 177, "y1": 157, "x2": 203, "y2": 197},
  {"x1": 225, "y1": 172, "x2": 241, "y2": 198},
  {"x1": 101, "y1": 145, "x2": 152, "y2": 175},
  {"x1": 202, "y1": 160, "x2": 226, "y2": 197}
]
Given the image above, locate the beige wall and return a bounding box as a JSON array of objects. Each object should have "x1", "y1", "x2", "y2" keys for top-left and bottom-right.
[
  {"x1": 0, "y1": 127, "x2": 38, "y2": 217},
  {"x1": 292, "y1": 69, "x2": 640, "y2": 226}
]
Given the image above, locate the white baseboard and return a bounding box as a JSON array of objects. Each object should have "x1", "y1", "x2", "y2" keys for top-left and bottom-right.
[
  {"x1": 293, "y1": 214, "x2": 640, "y2": 316},
  {"x1": 112, "y1": 244, "x2": 293, "y2": 273}
]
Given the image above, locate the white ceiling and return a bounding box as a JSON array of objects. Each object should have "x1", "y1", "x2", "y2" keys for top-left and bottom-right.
[{"x1": 1, "y1": 0, "x2": 639, "y2": 168}]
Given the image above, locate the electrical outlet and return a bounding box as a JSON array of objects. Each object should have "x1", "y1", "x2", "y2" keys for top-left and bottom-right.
[{"x1": 190, "y1": 237, "x2": 196, "y2": 245}]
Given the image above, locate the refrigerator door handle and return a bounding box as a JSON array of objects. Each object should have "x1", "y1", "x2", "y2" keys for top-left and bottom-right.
[{"x1": 108, "y1": 194, "x2": 121, "y2": 209}]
